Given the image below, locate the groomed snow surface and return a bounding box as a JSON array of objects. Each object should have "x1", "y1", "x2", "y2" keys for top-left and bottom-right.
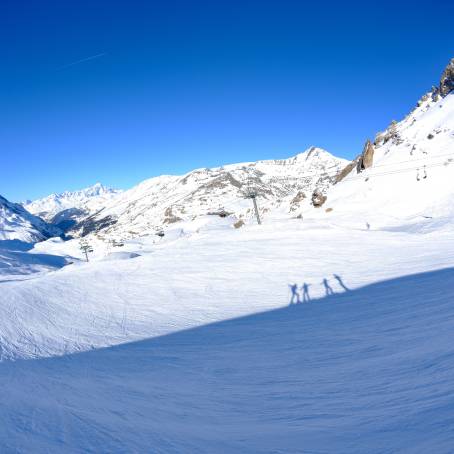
[{"x1": 1, "y1": 216, "x2": 454, "y2": 453}]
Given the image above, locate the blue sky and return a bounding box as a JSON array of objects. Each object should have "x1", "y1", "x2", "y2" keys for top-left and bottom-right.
[{"x1": 1, "y1": 1, "x2": 453, "y2": 201}]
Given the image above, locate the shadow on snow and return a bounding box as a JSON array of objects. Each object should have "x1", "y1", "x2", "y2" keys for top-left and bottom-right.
[
  {"x1": 1, "y1": 268, "x2": 454, "y2": 453},
  {"x1": 289, "y1": 274, "x2": 350, "y2": 303}
]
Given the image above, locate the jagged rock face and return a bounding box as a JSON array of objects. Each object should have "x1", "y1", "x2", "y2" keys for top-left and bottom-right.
[
  {"x1": 335, "y1": 160, "x2": 358, "y2": 184},
  {"x1": 439, "y1": 58, "x2": 454, "y2": 97},
  {"x1": 335, "y1": 140, "x2": 375, "y2": 184},
  {"x1": 290, "y1": 191, "x2": 306, "y2": 211},
  {"x1": 334, "y1": 58, "x2": 453, "y2": 187},
  {"x1": 356, "y1": 140, "x2": 374, "y2": 173},
  {"x1": 325, "y1": 59, "x2": 454, "y2": 226},
  {"x1": 311, "y1": 190, "x2": 327, "y2": 208}
]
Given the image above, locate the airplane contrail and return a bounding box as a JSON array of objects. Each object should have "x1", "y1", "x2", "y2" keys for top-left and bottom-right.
[{"x1": 57, "y1": 52, "x2": 107, "y2": 70}]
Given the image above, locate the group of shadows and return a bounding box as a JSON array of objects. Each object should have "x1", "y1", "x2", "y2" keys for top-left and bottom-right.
[{"x1": 289, "y1": 274, "x2": 349, "y2": 304}]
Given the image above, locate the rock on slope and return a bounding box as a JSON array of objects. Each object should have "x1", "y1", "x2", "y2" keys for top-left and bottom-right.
[
  {"x1": 24, "y1": 183, "x2": 121, "y2": 232},
  {"x1": 70, "y1": 147, "x2": 347, "y2": 239},
  {"x1": 0, "y1": 195, "x2": 60, "y2": 242},
  {"x1": 324, "y1": 58, "x2": 454, "y2": 231}
]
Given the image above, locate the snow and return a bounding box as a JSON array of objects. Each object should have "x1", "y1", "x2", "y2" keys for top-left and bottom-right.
[
  {"x1": 24, "y1": 182, "x2": 121, "y2": 223},
  {"x1": 1, "y1": 218, "x2": 454, "y2": 452},
  {"x1": 0, "y1": 195, "x2": 60, "y2": 242},
  {"x1": 324, "y1": 92, "x2": 454, "y2": 231},
  {"x1": 68, "y1": 147, "x2": 348, "y2": 239},
  {"x1": 0, "y1": 84, "x2": 453, "y2": 451}
]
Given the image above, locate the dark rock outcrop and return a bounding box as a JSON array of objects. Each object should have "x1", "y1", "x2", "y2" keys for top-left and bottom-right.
[
  {"x1": 77, "y1": 215, "x2": 118, "y2": 237},
  {"x1": 163, "y1": 207, "x2": 182, "y2": 224},
  {"x1": 356, "y1": 139, "x2": 374, "y2": 173},
  {"x1": 335, "y1": 160, "x2": 358, "y2": 184},
  {"x1": 335, "y1": 139, "x2": 375, "y2": 183},
  {"x1": 289, "y1": 191, "x2": 306, "y2": 211},
  {"x1": 439, "y1": 58, "x2": 454, "y2": 97},
  {"x1": 311, "y1": 190, "x2": 327, "y2": 208}
]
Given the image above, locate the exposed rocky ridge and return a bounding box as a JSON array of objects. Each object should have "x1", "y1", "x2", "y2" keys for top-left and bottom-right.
[
  {"x1": 335, "y1": 139, "x2": 375, "y2": 184},
  {"x1": 438, "y1": 58, "x2": 454, "y2": 98},
  {"x1": 324, "y1": 60, "x2": 454, "y2": 228},
  {"x1": 335, "y1": 57, "x2": 453, "y2": 185},
  {"x1": 356, "y1": 139, "x2": 375, "y2": 172}
]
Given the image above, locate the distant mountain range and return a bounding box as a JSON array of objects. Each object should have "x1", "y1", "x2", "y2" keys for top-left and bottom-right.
[
  {"x1": 23, "y1": 183, "x2": 122, "y2": 232},
  {"x1": 2, "y1": 58, "x2": 453, "y2": 242},
  {"x1": 23, "y1": 148, "x2": 348, "y2": 239}
]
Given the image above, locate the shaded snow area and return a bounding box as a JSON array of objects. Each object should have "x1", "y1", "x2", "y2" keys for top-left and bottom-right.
[
  {"x1": 0, "y1": 196, "x2": 60, "y2": 242},
  {"x1": 0, "y1": 239, "x2": 70, "y2": 282},
  {"x1": 1, "y1": 218, "x2": 454, "y2": 452}
]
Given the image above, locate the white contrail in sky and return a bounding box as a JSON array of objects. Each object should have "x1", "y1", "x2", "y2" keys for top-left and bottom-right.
[{"x1": 57, "y1": 52, "x2": 107, "y2": 70}]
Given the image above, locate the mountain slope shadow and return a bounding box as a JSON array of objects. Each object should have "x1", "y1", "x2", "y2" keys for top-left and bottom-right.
[{"x1": 1, "y1": 268, "x2": 454, "y2": 453}]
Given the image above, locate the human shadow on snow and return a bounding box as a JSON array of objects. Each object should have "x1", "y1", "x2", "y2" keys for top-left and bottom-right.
[
  {"x1": 289, "y1": 274, "x2": 349, "y2": 305},
  {"x1": 1, "y1": 268, "x2": 454, "y2": 453}
]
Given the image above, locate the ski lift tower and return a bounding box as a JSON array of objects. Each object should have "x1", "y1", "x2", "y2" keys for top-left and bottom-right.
[
  {"x1": 244, "y1": 186, "x2": 262, "y2": 225},
  {"x1": 79, "y1": 239, "x2": 94, "y2": 262}
]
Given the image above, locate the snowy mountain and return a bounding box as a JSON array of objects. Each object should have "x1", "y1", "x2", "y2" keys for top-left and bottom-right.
[
  {"x1": 24, "y1": 183, "x2": 121, "y2": 231},
  {"x1": 70, "y1": 147, "x2": 347, "y2": 239},
  {"x1": 1, "y1": 58, "x2": 454, "y2": 454},
  {"x1": 0, "y1": 194, "x2": 61, "y2": 242},
  {"x1": 320, "y1": 58, "x2": 454, "y2": 232},
  {"x1": 16, "y1": 59, "x2": 454, "y2": 243}
]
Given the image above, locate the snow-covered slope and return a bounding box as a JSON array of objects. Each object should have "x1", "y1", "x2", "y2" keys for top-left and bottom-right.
[
  {"x1": 0, "y1": 195, "x2": 60, "y2": 242},
  {"x1": 24, "y1": 183, "x2": 121, "y2": 230},
  {"x1": 1, "y1": 58, "x2": 454, "y2": 453},
  {"x1": 1, "y1": 219, "x2": 454, "y2": 452},
  {"x1": 321, "y1": 61, "x2": 454, "y2": 232},
  {"x1": 71, "y1": 147, "x2": 347, "y2": 239}
]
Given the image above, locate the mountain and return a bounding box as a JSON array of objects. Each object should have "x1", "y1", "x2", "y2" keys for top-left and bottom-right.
[
  {"x1": 24, "y1": 183, "x2": 121, "y2": 231},
  {"x1": 21, "y1": 58, "x2": 454, "y2": 241},
  {"x1": 323, "y1": 58, "x2": 454, "y2": 232},
  {"x1": 0, "y1": 195, "x2": 61, "y2": 242},
  {"x1": 69, "y1": 147, "x2": 347, "y2": 239}
]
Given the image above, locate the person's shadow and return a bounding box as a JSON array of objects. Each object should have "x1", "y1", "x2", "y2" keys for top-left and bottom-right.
[
  {"x1": 289, "y1": 283, "x2": 300, "y2": 304},
  {"x1": 301, "y1": 283, "x2": 311, "y2": 303},
  {"x1": 322, "y1": 278, "x2": 334, "y2": 296},
  {"x1": 333, "y1": 274, "x2": 349, "y2": 292}
]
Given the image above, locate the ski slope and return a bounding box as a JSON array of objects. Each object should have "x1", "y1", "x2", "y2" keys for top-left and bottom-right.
[
  {"x1": 1, "y1": 59, "x2": 453, "y2": 454},
  {"x1": 325, "y1": 91, "x2": 454, "y2": 231},
  {"x1": 1, "y1": 218, "x2": 454, "y2": 452}
]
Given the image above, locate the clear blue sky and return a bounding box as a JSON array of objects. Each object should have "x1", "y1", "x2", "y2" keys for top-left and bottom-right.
[{"x1": 1, "y1": 0, "x2": 453, "y2": 201}]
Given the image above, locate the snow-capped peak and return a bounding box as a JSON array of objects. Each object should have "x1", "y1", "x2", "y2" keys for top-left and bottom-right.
[{"x1": 24, "y1": 183, "x2": 122, "y2": 222}]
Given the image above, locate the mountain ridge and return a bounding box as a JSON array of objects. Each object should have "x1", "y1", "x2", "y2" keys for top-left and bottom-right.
[{"x1": 0, "y1": 195, "x2": 61, "y2": 242}]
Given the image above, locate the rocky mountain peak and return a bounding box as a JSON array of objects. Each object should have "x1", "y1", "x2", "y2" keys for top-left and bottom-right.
[{"x1": 439, "y1": 58, "x2": 454, "y2": 97}]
